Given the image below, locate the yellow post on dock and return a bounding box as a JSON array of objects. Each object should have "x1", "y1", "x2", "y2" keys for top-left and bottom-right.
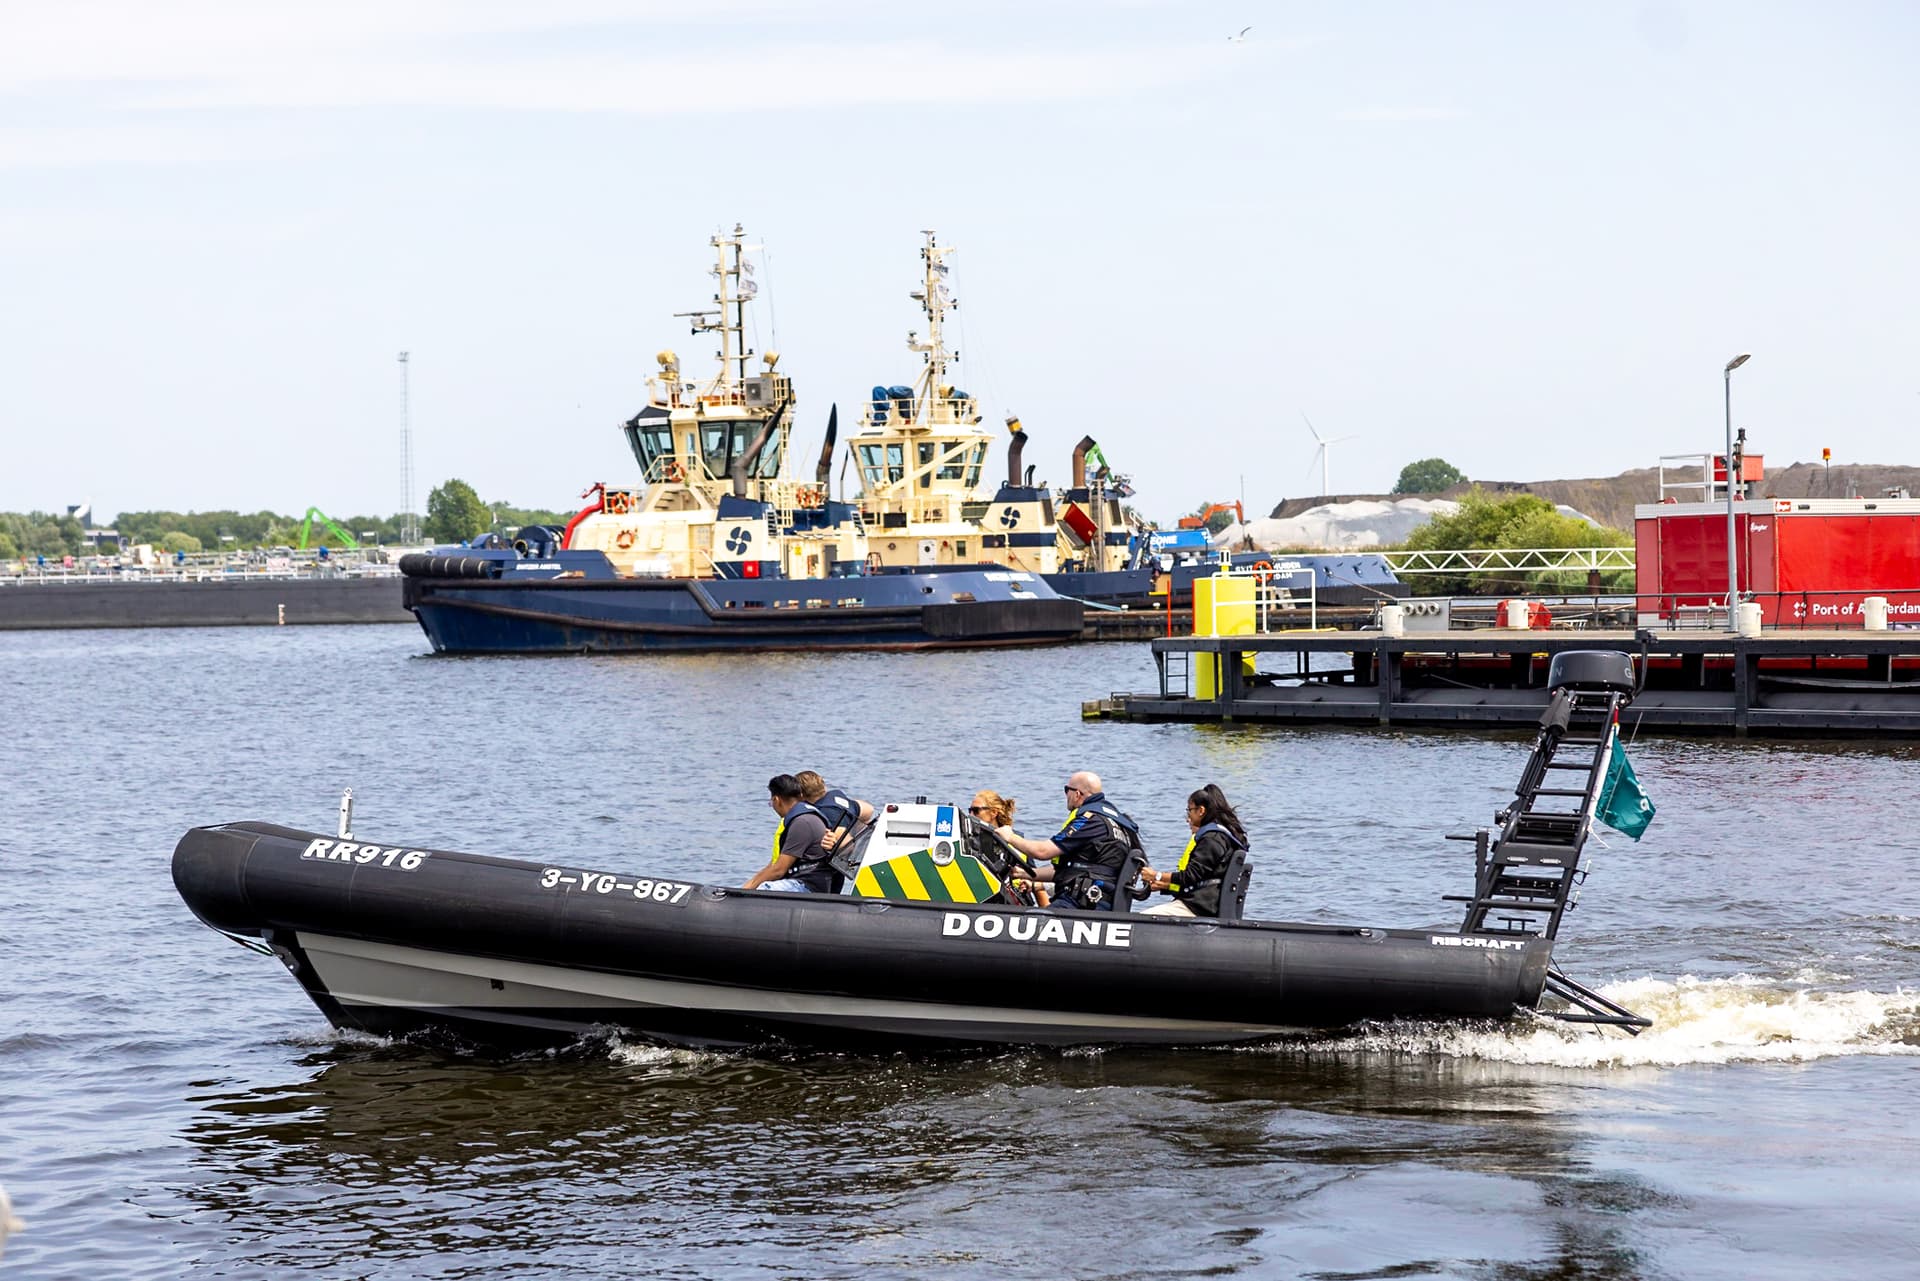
[{"x1": 1192, "y1": 572, "x2": 1257, "y2": 699}]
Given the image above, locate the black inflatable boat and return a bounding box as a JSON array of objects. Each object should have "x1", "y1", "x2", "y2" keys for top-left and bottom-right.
[{"x1": 172, "y1": 652, "x2": 1653, "y2": 1050}]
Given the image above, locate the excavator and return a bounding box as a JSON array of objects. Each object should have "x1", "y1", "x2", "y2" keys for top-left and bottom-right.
[
  {"x1": 296, "y1": 507, "x2": 361, "y2": 551},
  {"x1": 1177, "y1": 501, "x2": 1246, "y2": 533},
  {"x1": 1177, "y1": 502, "x2": 1257, "y2": 551}
]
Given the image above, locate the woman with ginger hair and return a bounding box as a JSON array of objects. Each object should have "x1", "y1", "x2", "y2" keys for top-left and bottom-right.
[{"x1": 970, "y1": 789, "x2": 1049, "y2": 905}]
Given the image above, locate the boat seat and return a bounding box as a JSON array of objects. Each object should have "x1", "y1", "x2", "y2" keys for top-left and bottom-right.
[
  {"x1": 825, "y1": 820, "x2": 877, "y2": 894},
  {"x1": 1110, "y1": 847, "x2": 1149, "y2": 914},
  {"x1": 1215, "y1": 849, "x2": 1252, "y2": 923}
]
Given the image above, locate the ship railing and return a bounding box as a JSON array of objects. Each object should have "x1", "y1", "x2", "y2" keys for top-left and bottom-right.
[
  {"x1": 1657, "y1": 453, "x2": 1719, "y2": 502},
  {"x1": 649, "y1": 372, "x2": 793, "y2": 411},
  {"x1": 1202, "y1": 563, "x2": 1319, "y2": 634},
  {"x1": 0, "y1": 565, "x2": 397, "y2": 584},
  {"x1": 1638, "y1": 587, "x2": 1920, "y2": 631},
  {"x1": 1381, "y1": 546, "x2": 1636, "y2": 575}
]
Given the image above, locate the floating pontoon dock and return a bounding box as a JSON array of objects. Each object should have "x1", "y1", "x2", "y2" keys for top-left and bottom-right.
[{"x1": 1085, "y1": 627, "x2": 1920, "y2": 736}]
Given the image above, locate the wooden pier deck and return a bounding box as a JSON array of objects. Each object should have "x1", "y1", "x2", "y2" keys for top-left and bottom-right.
[{"x1": 1084, "y1": 627, "x2": 1920, "y2": 736}]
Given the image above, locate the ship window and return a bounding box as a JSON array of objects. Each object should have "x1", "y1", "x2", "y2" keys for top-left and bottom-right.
[
  {"x1": 964, "y1": 443, "x2": 985, "y2": 488},
  {"x1": 758, "y1": 423, "x2": 781, "y2": 478},
  {"x1": 936, "y1": 441, "x2": 967, "y2": 481},
  {"x1": 918, "y1": 443, "x2": 937, "y2": 489},
  {"x1": 956, "y1": 540, "x2": 968, "y2": 556},
  {"x1": 628, "y1": 423, "x2": 673, "y2": 471},
  {"x1": 886, "y1": 443, "x2": 904, "y2": 483},
  {"x1": 701, "y1": 422, "x2": 729, "y2": 474}
]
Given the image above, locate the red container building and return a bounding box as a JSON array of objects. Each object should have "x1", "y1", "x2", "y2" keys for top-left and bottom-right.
[{"x1": 1636, "y1": 495, "x2": 1920, "y2": 626}]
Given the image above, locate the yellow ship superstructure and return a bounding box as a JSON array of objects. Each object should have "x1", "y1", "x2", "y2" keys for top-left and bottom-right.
[
  {"x1": 570, "y1": 224, "x2": 859, "y2": 578},
  {"x1": 845, "y1": 231, "x2": 1138, "y2": 577}
]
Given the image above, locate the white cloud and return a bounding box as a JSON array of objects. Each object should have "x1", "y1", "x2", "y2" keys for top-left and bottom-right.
[
  {"x1": 127, "y1": 42, "x2": 1217, "y2": 114},
  {"x1": 2, "y1": 2, "x2": 1235, "y2": 115},
  {"x1": 0, "y1": 122, "x2": 235, "y2": 168},
  {"x1": 1335, "y1": 106, "x2": 1468, "y2": 123}
]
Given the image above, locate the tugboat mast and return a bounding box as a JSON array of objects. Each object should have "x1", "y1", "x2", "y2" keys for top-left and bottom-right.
[
  {"x1": 906, "y1": 229, "x2": 955, "y2": 423},
  {"x1": 674, "y1": 223, "x2": 758, "y2": 391}
]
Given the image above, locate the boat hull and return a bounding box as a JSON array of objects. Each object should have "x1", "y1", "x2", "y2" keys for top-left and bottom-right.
[
  {"x1": 402, "y1": 572, "x2": 1085, "y2": 654},
  {"x1": 173, "y1": 823, "x2": 1553, "y2": 1050}
]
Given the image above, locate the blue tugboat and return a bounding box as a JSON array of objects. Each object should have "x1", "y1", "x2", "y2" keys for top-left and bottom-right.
[
  {"x1": 401, "y1": 226, "x2": 1212, "y2": 653},
  {"x1": 400, "y1": 547, "x2": 1082, "y2": 653}
]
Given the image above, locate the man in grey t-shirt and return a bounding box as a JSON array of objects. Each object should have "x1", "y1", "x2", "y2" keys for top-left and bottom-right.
[{"x1": 743, "y1": 773, "x2": 834, "y2": 893}]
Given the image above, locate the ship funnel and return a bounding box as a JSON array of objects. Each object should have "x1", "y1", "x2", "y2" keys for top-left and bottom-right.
[
  {"x1": 815, "y1": 404, "x2": 838, "y2": 485},
  {"x1": 731, "y1": 401, "x2": 787, "y2": 499},
  {"x1": 1005, "y1": 415, "x2": 1027, "y2": 488},
  {"x1": 1071, "y1": 435, "x2": 1097, "y2": 489}
]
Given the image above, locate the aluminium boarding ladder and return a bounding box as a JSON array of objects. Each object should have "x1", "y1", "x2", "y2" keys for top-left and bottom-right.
[{"x1": 1453, "y1": 672, "x2": 1652, "y2": 1032}]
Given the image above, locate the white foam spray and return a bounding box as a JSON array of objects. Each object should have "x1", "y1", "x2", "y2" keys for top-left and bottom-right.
[{"x1": 1290, "y1": 976, "x2": 1920, "y2": 1068}]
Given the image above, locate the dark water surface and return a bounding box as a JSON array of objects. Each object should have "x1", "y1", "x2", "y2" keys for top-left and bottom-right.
[{"x1": 3, "y1": 625, "x2": 1917, "y2": 1279}]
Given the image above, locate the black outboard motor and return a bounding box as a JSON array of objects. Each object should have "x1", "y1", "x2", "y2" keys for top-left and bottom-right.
[{"x1": 1545, "y1": 650, "x2": 1636, "y2": 696}]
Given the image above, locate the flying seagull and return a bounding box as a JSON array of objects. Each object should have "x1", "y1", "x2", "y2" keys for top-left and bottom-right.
[{"x1": 1229, "y1": 26, "x2": 1252, "y2": 42}]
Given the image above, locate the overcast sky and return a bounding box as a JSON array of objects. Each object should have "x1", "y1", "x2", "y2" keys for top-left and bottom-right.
[{"x1": 4, "y1": 0, "x2": 1915, "y2": 524}]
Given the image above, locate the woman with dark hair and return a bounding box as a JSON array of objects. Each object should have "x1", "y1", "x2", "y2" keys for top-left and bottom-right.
[{"x1": 1139, "y1": 783, "x2": 1249, "y2": 918}]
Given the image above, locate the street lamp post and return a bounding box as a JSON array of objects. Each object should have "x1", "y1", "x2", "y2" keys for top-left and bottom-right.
[{"x1": 1724, "y1": 352, "x2": 1752, "y2": 629}]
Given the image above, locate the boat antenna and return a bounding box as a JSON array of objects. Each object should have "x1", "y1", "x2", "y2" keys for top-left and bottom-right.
[{"x1": 760, "y1": 240, "x2": 780, "y2": 354}]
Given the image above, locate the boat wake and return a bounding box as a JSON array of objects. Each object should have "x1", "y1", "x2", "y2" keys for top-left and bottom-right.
[{"x1": 1301, "y1": 975, "x2": 1920, "y2": 1068}]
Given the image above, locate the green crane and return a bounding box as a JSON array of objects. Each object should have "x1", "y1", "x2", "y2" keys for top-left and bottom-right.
[{"x1": 297, "y1": 507, "x2": 361, "y2": 551}]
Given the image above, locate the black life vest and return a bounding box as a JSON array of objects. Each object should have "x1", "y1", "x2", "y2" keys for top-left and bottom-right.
[
  {"x1": 815, "y1": 786, "x2": 860, "y2": 832},
  {"x1": 1053, "y1": 793, "x2": 1141, "y2": 878},
  {"x1": 770, "y1": 800, "x2": 827, "y2": 868},
  {"x1": 1171, "y1": 822, "x2": 1247, "y2": 890},
  {"x1": 1169, "y1": 822, "x2": 1248, "y2": 916}
]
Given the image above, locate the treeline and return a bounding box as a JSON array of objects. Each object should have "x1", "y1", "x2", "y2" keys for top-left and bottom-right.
[
  {"x1": 0, "y1": 512, "x2": 89, "y2": 561},
  {"x1": 1, "y1": 492, "x2": 575, "y2": 560},
  {"x1": 1397, "y1": 489, "x2": 1633, "y2": 595}
]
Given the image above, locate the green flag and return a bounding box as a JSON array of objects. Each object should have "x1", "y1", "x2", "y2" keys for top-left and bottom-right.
[{"x1": 1596, "y1": 736, "x2": 1655, "y2": 840}]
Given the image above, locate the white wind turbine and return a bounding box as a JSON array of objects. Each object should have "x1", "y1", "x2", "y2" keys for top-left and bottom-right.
[{"x1": 1302, "y1": 413, "x2": 1358, "y2": 497}]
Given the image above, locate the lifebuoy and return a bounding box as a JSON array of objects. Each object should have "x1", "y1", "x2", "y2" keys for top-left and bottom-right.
[
  {"x1": 605, "y1": 491, "x2": 630, "y2": 516},
  {"x1": 615, "y1": 529, "x2": 636, "y2": 550},
  {"x1": 1250, "y1": 559, "x2": 1274, "y2": 584},
  {"x1": 796, "y1": 486, "x2": 823, "y2": 507},
  {"x1": 662, "y1": 460, "x2": 685, "y2": 483}
]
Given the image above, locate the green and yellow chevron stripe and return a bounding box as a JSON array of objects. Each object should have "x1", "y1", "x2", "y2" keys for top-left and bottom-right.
[{"x1": 853, "y1": 849, "x2": 1001, "y2": 903}]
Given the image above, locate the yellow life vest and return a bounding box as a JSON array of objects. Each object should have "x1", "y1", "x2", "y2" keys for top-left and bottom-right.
[{"x1": 1170, "y1": 821, "x2": 1241, "y2": 893}]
